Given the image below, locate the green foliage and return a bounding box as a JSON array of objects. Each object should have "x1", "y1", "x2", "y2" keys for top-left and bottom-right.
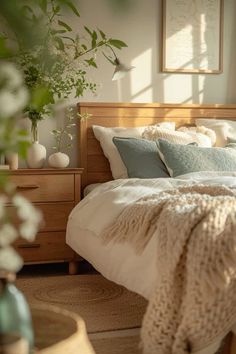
[
  {"x1": 51, "y1": 109, "x2": 93, "y2": 153},
  {"x1": 0, "y1": 0, "x2": 127, "y2": 129},
  {"x1": 51, "y1": 107, "x2": 76, "y2": 152},
  {"x1": 0, "y1": 118, "x2": 31, "y2": 160}
]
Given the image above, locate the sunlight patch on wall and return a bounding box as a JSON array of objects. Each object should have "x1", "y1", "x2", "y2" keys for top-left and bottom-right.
[
  {"x1": 131, "y1": 87, "x2": 153, "y2": 103},
  {"x1": 162, "y1": 74, "x2": 205, "y2": 103},
  {"x1": 130, "y1": 48, "x2": 153, "y2": 102}
]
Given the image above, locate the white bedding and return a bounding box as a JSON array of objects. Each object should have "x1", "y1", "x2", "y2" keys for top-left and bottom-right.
[
  {"x1": 66, "y1": 171, "x2": 236, "y2": 354},
  {"x1": 67, "y1": 171, "x2": 236, "y2": 298}
]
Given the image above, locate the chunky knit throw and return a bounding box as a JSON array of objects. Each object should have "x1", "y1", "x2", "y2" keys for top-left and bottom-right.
[{"x1": 102, "y1": 185, "x2": 236, "y2": 353}]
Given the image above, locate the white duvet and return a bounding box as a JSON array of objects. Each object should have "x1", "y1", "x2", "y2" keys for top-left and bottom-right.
[
  {"x1": 66, "y1": 171, "x2": 236, "y2": 299},
  {"x1": 66, "y1": 171, "x2": 236, "y2": 354}
]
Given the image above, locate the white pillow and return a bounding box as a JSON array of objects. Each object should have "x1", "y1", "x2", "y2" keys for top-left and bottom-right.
[
  {"x1": 195, "y1": 119, "x2": 236, "y2": 147},
  {"x1": 177, "y1": 126, "x2": 216, "y2": 146},
  {"x1": 93, "y1": 122, "x2": 175, "y2": 179},
  {"x1": 142, "y1": 126, "x2": 214, "y2": 147}
]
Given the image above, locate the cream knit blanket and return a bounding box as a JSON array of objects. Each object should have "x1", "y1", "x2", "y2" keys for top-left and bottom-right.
[{"x1": 102, "y1": 185, "x2": 236, "y2": 353}]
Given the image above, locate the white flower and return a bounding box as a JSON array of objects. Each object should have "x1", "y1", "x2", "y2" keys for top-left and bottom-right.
[
  {"x1": 0, "y1": 224, "x2": 18, "y2": 247},
  {"x1": 13, "y1": 194, "x2": 42, "y2": 223},
  {"x1": 0, "y1": 246, "x2": 23, "y2": 273},
  {"x1": 19, "y1": 221, "x2": 38, "y2": 241},
  {"x1": 0, "y1": 62, "x2": 29, "y2": 118},
  {"x1": 12, "y1": 194, "x2": 42, "y2": 241},
  {"x1": 0, "y1": 87, "x2": 29, "y2": 118},
  {"x1": 0, "y1": 62, "x2": 23, "y2": 89}
]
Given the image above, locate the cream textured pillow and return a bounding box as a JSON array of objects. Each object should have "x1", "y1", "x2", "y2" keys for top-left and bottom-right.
[
  {"x1": 142, "y1": 126, "x2": 214, "y2": 147},
  {"x1": 93, "y1": 122, "x2": 175, "y2": 179},
  {"x1": 195, "y1": 119, "x2": 236, "y2": 147},
  {"x1": 177, "y1": 126, "x2": 216, "y2": 146}
]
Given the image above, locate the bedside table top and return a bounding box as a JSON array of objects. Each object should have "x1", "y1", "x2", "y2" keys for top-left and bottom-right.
[{"x1": 10, "y1": 168, "x2": 84, "y2": 175}]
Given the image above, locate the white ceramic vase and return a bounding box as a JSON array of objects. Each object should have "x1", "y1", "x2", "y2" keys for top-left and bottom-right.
[
  {"x1": 26, "y1": 142, "x2": 46, "y2": 169},
  {"x1": 48, "y1": 152, "x2": 70, "y2": 168}
]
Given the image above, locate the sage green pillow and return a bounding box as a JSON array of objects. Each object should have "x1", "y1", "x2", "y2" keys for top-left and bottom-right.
[
  {"x1": 157, "y1": 138, "x2": 236, "y2": 177},
  {"x1": 113, "y1": 137, "x2": 169, "y2": 178}
]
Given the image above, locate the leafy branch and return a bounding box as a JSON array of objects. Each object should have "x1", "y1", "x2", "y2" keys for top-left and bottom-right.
[{"x1": 0, "y1": 0, "x2": 127, "y2": 129}]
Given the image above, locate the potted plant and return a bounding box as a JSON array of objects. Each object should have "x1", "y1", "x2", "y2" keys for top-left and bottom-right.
[
  {"x1": 7, "y1": 0, "x2": 127, "y2": 168},
  {"x1": 48, "y1": 107, "x2": 81, "y2": 168}
]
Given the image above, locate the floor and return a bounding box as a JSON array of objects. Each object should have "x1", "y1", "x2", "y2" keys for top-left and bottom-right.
[{"x1": 19, "y1": 261, "x2": 143, "y2": 354}]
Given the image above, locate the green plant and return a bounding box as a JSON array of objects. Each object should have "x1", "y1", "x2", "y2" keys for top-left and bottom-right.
[
  {"x1": 2, "y1": 0, "x2": 127, "y2": 141},
  {"x1": 51, "y1": 107, "x2": 75, "y2": 152},
  {"x1": 51, "y1": 108, "x2": 92, "y2": 153},
  {"x1": 0, "y1": 0, "x2": 128, "y2": 272}
]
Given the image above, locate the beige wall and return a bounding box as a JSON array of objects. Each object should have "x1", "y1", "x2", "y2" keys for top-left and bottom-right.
[{"x1": 23, "y1": 0, "x2": 236, "y2": 168}]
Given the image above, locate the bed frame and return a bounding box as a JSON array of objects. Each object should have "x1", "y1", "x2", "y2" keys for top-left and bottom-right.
[
  {"x1": 78, "y1": 102, "x2": 236, "y2": 188},
  {"x1": 78, "y1": 102, "x2": 236, "y2": 354}
]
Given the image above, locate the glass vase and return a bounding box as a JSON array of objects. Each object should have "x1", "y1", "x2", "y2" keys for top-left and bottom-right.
[
  {"x1": 0, "y1": 273, "x2": 34, "y2": 353},
  {"x1": 31, "y1": 120, "x2": 39, "y2": 144}
]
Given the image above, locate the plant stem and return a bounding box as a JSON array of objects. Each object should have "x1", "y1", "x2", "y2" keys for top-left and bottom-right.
[{"x1": 31, "y1": 121, "x2": 38, "y2": 143}]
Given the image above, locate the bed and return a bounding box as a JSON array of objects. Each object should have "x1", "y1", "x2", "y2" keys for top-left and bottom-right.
[{"x1": 66, "y1": 102, "x2": 236, "y2": 354}]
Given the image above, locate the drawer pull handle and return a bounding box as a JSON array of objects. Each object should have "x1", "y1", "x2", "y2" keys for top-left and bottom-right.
[
  {"x1": 18, "y1": 243, "x2": 41, "y2": 249},
  {"x1": 16, "y1": 184, "x2": 39, "y2": 190}
]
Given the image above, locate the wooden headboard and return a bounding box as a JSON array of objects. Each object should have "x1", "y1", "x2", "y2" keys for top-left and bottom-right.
[{"x1": 78, "y1": 102, "x2": 236, "y2": 188}]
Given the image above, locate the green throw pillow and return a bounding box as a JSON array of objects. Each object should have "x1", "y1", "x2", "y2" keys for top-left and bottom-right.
[
  {"x1": 157, "y1": 138, "x2": 236, "y2": 177},
  {"x1": 113, "y1": 137, "x2": 170, "y2": 178}
]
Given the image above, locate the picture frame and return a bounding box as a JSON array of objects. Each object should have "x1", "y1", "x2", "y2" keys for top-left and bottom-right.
[{"x1": 161, "y1": 0, "x2": 224, "y2": 73}]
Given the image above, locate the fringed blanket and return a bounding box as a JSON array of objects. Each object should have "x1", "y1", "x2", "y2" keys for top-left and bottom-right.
[{"x1": 102, "y1": 185, "x2": 236, "y2": 353}]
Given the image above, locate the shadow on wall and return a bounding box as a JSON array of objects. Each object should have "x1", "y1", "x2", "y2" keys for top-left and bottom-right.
[{"x1": 116, "y1": 0, "x2": 235, "y2": 105}]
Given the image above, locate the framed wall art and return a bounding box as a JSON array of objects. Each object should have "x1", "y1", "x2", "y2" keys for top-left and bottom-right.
[{"x1": 162, "y1": 0, "x2": 224, "y2": 73}]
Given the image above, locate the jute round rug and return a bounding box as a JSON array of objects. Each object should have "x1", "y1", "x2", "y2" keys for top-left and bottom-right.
[{"x1": 17, "y1": 274, "x2": 147, "y2": 333}]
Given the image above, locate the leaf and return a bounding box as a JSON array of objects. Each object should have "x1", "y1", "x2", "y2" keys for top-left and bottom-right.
[
  {"x1": 30, "y1": 86, "x2": 54, "y2": 111},
  {"x1": 61, "y1": 36, "x2": 75, "y2": 43},
  {"x1": 22, "y1": 5, "x2": 35, "y2": 20},
  {"x1": 97, "y1": 40, "x2": 105, "y2": 47},
  {"x1": 108, "y1": 39, "x2": 128, "y2": 49},
  {"x1": 58, "y1": 20, "x2": 72, "y2": 32},
  {"x1": 65, "y1": 1, "x2": 80, "y2": 17},
  {"x1": 98, "y1": 29, "x2": 106, "y2": 40},
  {"x1": 85, "y1": 58, "x2": 97, "y2": 68},
  {"x1": 91, "y1": 31, "x2": 98, "y2": 48},
  {"x1": 81, "y1": 44, "x2": 87, "y2": 51},
  {"x1": 0, "y1": 37, "x2": 12, "y2": 58},
  {"x1": 18, "y1": 129, "x2": 29, "y2": 137},
  {"x1": 39, "y1": 0, "x2": 47, "y2": 14},
  {"x1": 54, "y1": 5, "x2": 60, "y2": 14},
  {"x1": 54, "y1": 37, "x2": 65, "y2": 51},
  {"x1": 84, "y1": 26, "x2": 93, "y2": 37},
  {"x1": 51, "y1": 29, "x2": 67, "y2": 34},
  {"x1": 102, "y1": 52, "x2": 116, "y2": 65},
  {"x1": 17, "y1": 141, "x2": 31, "y2": 159}
]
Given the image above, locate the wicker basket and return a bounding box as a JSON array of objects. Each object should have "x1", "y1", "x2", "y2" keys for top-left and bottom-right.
[{"x1": 31, "y1": 304, "x2": 95, "y2": 354}]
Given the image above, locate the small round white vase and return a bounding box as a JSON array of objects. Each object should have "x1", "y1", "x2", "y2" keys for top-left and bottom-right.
[
  {"x1": 48, "y1": 152, "x2": 70, "y2": 168},
  {"x1": 26, "y1": 142, "x2": 46, "y2": 169}
]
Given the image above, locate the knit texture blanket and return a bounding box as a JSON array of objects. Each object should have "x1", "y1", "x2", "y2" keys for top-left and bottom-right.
[{"x1": 102, "y1": 185, "x2": 236, "y2": 353}]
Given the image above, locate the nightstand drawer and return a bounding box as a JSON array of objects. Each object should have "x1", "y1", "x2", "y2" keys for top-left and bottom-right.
[
  {"x1": 11, "y1": 174, "x2": 74, "y2": 202},
  {"x1": 7, "y1": 202, "x2": 74, "y2": 232},
  {"x1": 37, "y1": 203, "x2": 74, "y2": 232},
  {"x1": 15, "y1": 232, "x2": 74, "y2": 262}
]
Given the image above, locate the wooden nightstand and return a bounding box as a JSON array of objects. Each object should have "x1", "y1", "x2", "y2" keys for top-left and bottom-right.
[{"x1": 10, "y1": 168, "x2": 83, "y2": 274}]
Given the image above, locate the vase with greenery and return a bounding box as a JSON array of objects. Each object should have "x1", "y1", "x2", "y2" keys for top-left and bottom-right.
[
  {"x1": 4, "y1": 0, "x2": 127, "y2": 168},
  {"x1": 48, "y1": 107, "x2": 74, "y2": 168}
]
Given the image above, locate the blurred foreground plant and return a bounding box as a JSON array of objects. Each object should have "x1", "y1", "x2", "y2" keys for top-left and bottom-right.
[
  {"x1": 1, "y1": 0, "x2": 127, "y2": 142},
  {"x1": 0, "y1": 61, "x2": 42, "y2": 272}
]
